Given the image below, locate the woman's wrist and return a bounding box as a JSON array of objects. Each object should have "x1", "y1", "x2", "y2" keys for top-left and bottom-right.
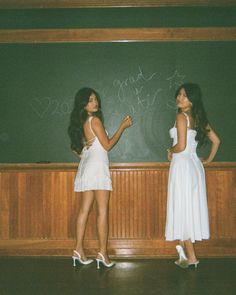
[{"x1": 167, "y1": 148, "x2": 172, "y2": 153}]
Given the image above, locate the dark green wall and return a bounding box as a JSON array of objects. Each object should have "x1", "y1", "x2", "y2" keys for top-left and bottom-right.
[{"x1": 0, "y1": 41, "x2": 235, "y2": 163}]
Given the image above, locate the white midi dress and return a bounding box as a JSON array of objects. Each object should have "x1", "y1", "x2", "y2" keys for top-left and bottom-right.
[
  {"x1": 74, "y1": 116, "x2": 112, "y2": 192},
  {"x1": 165, "y1": 113, "x2": 209, "y2": 243}
]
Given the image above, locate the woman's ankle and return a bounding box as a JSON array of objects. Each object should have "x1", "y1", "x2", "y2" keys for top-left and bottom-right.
[{"x1": 188, "y1": 257, "x2": 198, "y2": 263}]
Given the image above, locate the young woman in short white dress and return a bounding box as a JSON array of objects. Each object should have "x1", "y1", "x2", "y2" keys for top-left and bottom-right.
[
  {"x1": 165, "y1": 83, "x2": 220, "y2": 268},
  {"x1": 68, "y1": 87, "x2": 132, "y2": 268}
]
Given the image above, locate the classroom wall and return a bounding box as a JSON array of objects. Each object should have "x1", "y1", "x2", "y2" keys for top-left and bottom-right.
[{"x1": 0, "y1": 1, "x2": 235, "y2": 257}]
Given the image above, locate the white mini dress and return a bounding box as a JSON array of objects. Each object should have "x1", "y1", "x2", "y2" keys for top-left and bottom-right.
[
  {"x1": 165, "y1": 113, "x2": 209, "y2": 243},
  {"x1": 74, "y1": 116, "x2": 112, "y2": 192}
]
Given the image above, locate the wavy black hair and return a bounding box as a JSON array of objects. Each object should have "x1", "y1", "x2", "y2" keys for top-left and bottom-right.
[
  {"x1": 68, "y1": 87, "x2": 104, "y2": 154},
  {"x1": 175, "y1": 83, "x2": 210, "y2": 147}
]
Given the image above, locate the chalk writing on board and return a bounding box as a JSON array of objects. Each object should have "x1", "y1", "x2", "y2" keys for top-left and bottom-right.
[
  {"x1": 30, "y1": 97, "x2": 51, "y2": 119},
  {"x1": 166, "y1": 99, "x2": 178, "y2": 110},
  {"x1": 113, "y1": 66, "x2": 159, "y2": 105},
  {"x1": 109, "y1": 67, "x2": 186, "y2": 160},
  {"x1": 167, "y1": 70, "x2": 185, "y2": 89},
  {"x1": 30, "y1": 97, "x2": 73, "y2": 119},
  {"x1": 109, "y1": 66, "x2": 166, "y2": 159}
]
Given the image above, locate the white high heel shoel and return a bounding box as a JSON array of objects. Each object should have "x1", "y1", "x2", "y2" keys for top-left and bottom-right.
[
  {"x1": 72, "y1": 250, "x2": 93, "y2": 266},
  {"x1": 175, "y1": 245, "x2": 189, "y2": 269},
  {"x1": 188, "y1": 260, "x2": 200, "y2": 268},
  {"x1": 96, "y1": 252, "x2": 115, "y2": 269}
]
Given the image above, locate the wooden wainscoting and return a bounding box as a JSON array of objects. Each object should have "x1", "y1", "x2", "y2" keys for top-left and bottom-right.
[{"x1": 0, "y1": 162, "x2": 235, "y2": 257}]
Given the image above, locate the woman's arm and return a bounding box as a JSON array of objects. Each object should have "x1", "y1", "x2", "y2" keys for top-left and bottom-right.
[
  {"x1": 91, "y1": 116, "x2": 132, "y2": 151},
  {"x1": 167, "y1": 113, "x2": 187, "y2": 161},
  {"x1": 168, "y1": 113, "x2": 188, "y2": 154},
  {"x1": 203, "y1": 125, "x2": 220, "y2": 163}
]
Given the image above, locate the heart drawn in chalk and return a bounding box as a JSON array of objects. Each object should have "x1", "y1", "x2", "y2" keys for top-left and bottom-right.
[{"x1": 30, "y1": 97, "x2": 51, "y2": 119}]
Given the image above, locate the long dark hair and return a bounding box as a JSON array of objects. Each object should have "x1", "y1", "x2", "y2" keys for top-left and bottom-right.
[
  {"x1": 68, "y1": 87, "x2": 104, "y2": 154},
  {"x1": 175, "y1": 83, "x2": 209, "y2": 146}
]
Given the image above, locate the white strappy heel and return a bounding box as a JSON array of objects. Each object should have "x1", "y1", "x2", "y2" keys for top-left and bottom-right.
[
  {"x1": 96, "y1": 252, "x2": 115, "y2": 269},
  {"x1": 188, "y1": 260, "x2": 200, "y2": 268},
  {"x1": 72, "y1": 250, "x2": 93, "y2": 266},
  {"x1": 175, "y1": 245, "x2": 189, "y2": 269}
]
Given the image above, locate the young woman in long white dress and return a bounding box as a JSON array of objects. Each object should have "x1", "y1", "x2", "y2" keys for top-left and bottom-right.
[
  {"x1": 165, "y1": 83, "x2": 220, "y2": 268},
  {"x1": 68, "y1": 87, "x2": 132, "y2": 269}
]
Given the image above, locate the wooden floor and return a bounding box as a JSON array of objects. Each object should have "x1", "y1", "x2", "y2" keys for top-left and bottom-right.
[{"x1": 0, "y1": 257, "x2": 235, "y2": 295}]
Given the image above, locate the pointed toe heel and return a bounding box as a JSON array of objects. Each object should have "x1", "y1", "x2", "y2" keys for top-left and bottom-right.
[
  {"x1": 174, "y1": 259, "x2": 189, "y2": 269},
  {"x1": 72, "y1": 250, "x2": 93, "y2": 266},
  {"x1": 96, "y1": 252, "x2": 115, "y2": 269}
]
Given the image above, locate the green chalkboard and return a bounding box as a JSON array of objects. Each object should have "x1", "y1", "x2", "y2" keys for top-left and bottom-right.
[{"x1": 0, "y1": 42, "x2": 235, "y2": 163}]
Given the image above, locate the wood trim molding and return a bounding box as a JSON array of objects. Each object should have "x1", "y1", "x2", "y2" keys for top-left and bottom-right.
[
  {"x1": 0, "y1": 162, "x2": 235, "y2": 172},
  {"x1": 1, "y1": 239, "x2": 235, "y2": 257},
  {"x1": 0, "y1": 1, "x2": 235, "y2": 9},
  {"x1": 0, "y1": 27, "x2": 236, "y2": 43}
]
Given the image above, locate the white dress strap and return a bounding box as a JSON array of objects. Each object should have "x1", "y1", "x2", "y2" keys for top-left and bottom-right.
[
  {"x1": 182, "y1": 112, "x2": 190, "y2": 128},
  {"x1": 88, "y1": 116, "x2": 96, "y2": 137}
]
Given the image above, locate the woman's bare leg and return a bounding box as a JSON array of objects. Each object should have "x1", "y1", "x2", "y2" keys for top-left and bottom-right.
[
  {"x1": 95, "y1": 190, "x2": 111, "y2": 262},
  {"x1": 183, "y1": 239, "x2": 198, "y2": 263},
  {"x1": 75, "y1": 191, "x2": 94, "y2": 260}
]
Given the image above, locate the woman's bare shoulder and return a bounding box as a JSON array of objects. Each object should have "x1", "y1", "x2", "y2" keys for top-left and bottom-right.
[{"x1": 176, "y1": 113, "x2": 186, "y2": 121}]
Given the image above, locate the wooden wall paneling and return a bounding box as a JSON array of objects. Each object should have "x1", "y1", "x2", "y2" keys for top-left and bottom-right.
[
  {"x1": 215, "y1": 171, "x2": 228, "y2": 239},
  {"x1": 0, "y1": 173, "x2": 10, "y2": 239},
  {"x1": 137, "y1": 171, "x2": 144, "y2": 238},
  {"x1": 133, "y1": 171, "x2": 140, "y2": 239},
  {"x1": 206, "y1": 169, "x2": 236, "y2": 241},
  {"x1": 120, "y1": 170, "x2": 127, "y2": 238},
  {"x1": 124, "y1": 171, "x2": 131, "y2": 238},
  {"x1": 27, "y1": 172, "x2": 44, "y2": 238},
  {"x1": 224, "y1": 170, "x2": 236, "y2": 238},
  {"x1": 126, "y1": 170, "x2": 132, "y2": 238},
  {"x1": 157, "y1": 170, "x2": 168, "y2": 239},
  {"x1": 153, "y1": 171, "x2": 159, "y2": 238},
  {"x1": 209, "y1": 170, "x2": 224, "y2": 240},
  {"x1": 0, "y1": 163, "x2": 235, "y2": 257},
  {"x1": 67, "y1": 171, "x2": 77, "y2": 239},
  {"x1": 42, "y1": 171, "x2": 53, "y2": 239},
  {"x1": 152, "y1": 170, "x2": 159, "y2": 238},
  {"x1": 206, "y1": 170, "x2": 217, "y2": 239},
  {"x1": 9, "y1": 173, "x2": 19, "y2": 239},
  {"x1": 118, "y1": 171, "x2": 124, "y2": 237},
  {"x1": 50, "y1": 172, "x2": 62, "y2": 238},
  {"x1": 109, "y1": 170, "x2": 116, "y2": 238},
  {"x1": 147, "y1": 170, "x2": 156, "y2": 239},
  {"x1": 119, "y1": 170, "x2": 126, "y2": 238},
  {"x1": 18, "y1": 173, "x2": 29, "y2": 238},
  {"x1": 216, "y1": 170, "x2": 235, "y2": 239},
  {"x1": 144, "y1": 171, "x2": 150, "y2": 238},
  {"x1": 45, "y1": 172, "x2": 56, "y2": 238},
  {"x1": 125, "y1": 170, "x2": 131, "y2": 238},
  {"x1": 111, "y1": 170, "x2": 121, "y2": 238}
]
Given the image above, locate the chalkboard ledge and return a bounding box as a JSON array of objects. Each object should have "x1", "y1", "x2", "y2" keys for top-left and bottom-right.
[{"x1": 0, "y1": 162, "x2": 235, "y2": 172}]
